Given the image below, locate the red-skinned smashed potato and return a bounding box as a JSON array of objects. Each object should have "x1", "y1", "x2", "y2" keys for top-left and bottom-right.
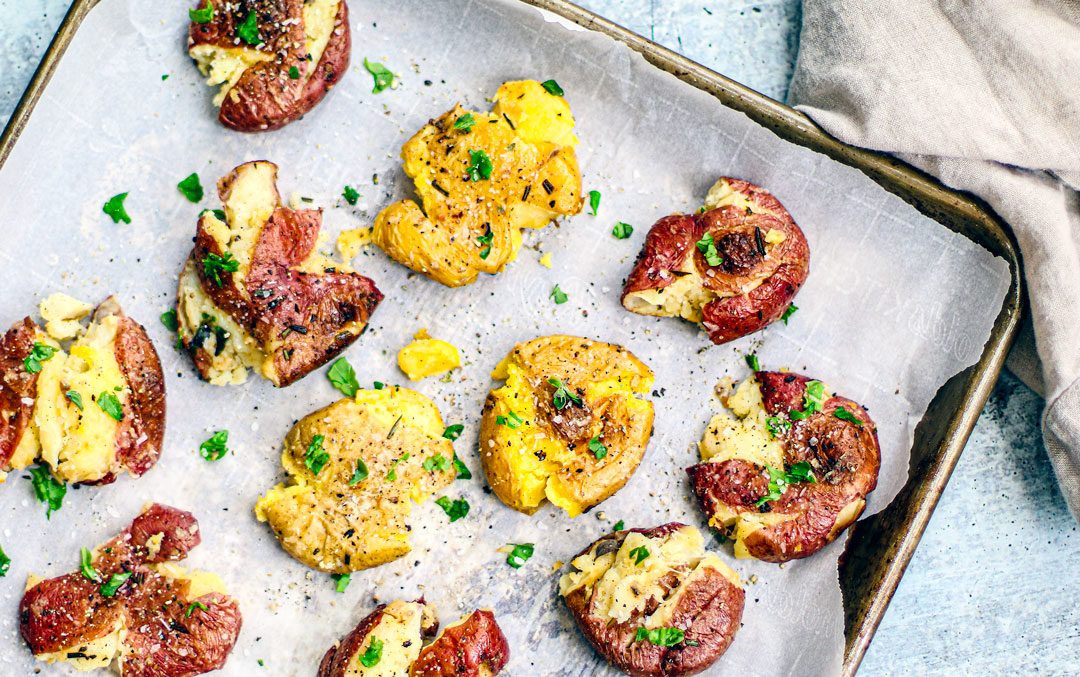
[
  {"x1": 187, "y1": 0, "x2": 350, "y2": 132},
  {"x1": 176, "y1": 161, "x2": 383, "y2": 387},
  {"x1": 0, "y1": 295, "x2": 165, "y2": 486},
  {"x1": 560, "y1": 523, "x2": 744, "y2": 677},
  {"x1": 687, "y1": 371, "x2": 880, "y2": 562},
  {"x1": 622, "y1": 178, "x2": 808, "y2": 344},
  {"x1": 19, "y1": 503, "x2": 242, "y2": 675},
  {"x1": 318, "y1": 600, "x2": 510, "y2": 677}
]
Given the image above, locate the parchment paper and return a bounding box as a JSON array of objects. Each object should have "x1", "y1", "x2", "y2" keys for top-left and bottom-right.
[{"x1": 0, "y1": 0, "x2": 1010, "y2": 675}]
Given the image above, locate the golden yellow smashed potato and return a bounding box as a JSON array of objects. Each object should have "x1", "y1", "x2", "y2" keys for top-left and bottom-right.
[
  {"x1": 255, "y1": 387, "x2": 455, "y2": 573},
  {"x1": 397, "y1": 329, "x2": 461, "y2": 381},
  {"x1": 479, "y1": 335, "x2": 654, "y2": 517},
  {"x1": 373, "y1": 80, "x2": 583, "y2": 287}
]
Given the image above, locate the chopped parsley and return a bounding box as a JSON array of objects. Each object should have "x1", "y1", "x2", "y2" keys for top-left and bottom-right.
[
  {"x1": 540, "y1": 79, "x2": 564, "y2": 96},
  {"x1": 435, "y1": 496, "x2": 469, "y2": 522},
  {"x1": 237, "y1": 11, "x2": 261, "y2": 45},
  {"x1": 202, "y1": 252, "x2": 239, "y2": 287},
  {"x1": 327, "y1": 357, "x2": 359, "y2": 397},
  {"x1": 97, "y1": 391, "x2": 124, "y2": 421},
  {"x1": 496, "y1": 411, "x2": 524, "y2": 429},
  {"x1": 611, "y1": 520, "x2": 625, "y2": 532},
  {"x1": 765, "y1": 416, "x2": 791, "y2": 439},
  {"x1": 453, "y1": 113, "x2": 476, "y2": 132},
  {"x1": 755, "y1": 462, "x2": 816, "y2": 507},
  {"x1": 28, "y1": 465, "x2": 65, "y2": 518},
  {"x1": 343, "y1": 185, "x2": 360, "y2": 205},
  {"x1": 628, "y1": 545, "x2": 650, "y2": 565},
  {"x1": 80, "y1": 547, "x2": 101, "y2": 582},
  {"x1": 453, "y1": 454, "x2": 472, "y2": 480},
  {"x1": 358, "y1": 638, "x2": 383, "y2": 667},
  {"x1": 789, "y1": 380, "x2": 826, "y2": 420},
  {"x1": 423, "y1": 454, "x2": 451, "y2": 473},
  {"x1": 506, "y1": 543, "x2": 534, "y2": 568},
  {"x1": 23, "y1": 342, "x2": 57, "y2": 373},
  {"x1": 363, "y1": 58, "x2": 393, "y2": 93},
  {"x1": 102, "y1": 193, "x2": 131, "y2": 224},
  {"x1": 547, "y1": 378, "x2": 582, "y2": 410},
  {"x1": 781, "y1": 304, "x2": 798, "y2": 324},
  {"x1": 386, "y1": 453, "x2": 409, "y2": 481},
  {"x1": 612, "y1": 222, "x2": 633, "y2": 239},
  {"x1": 588, "y1": 436, "x2": 607, "y2": 460},
  {"x1": 467, "y1": 149, "x2": 493, "y2": 181},
  {"x1": 833, "y1": 406, "x2": 864, "y2": 425},
  {"x1": 373, "y1": 381, "x2": 385, "y2": 390},
  {"x1": 587, "y1": 190, "x2": 601, "y2": 215},
  {"x1": 185, "y1": 601, "x2": 208, "y2": 617},
  {"x1": 99, "y1": 572, "x2": 131, "y2": 597},
  {"x1": 188, "y1": 1, "x2": 213, "y2": 23},
  {"x1": 288, "y1": 65, "x2": 300, "y2": 79},
  {"x1": 199, "y1": 430, "x2": 229, "y2": 461},
  {"x1": 304, "y1": 434, "x2": 330, "y2": 475},
  {"x1": 66, "y1": 390, "x2": 83, "y2": 410},
  {"x1": 635, "y1": 627, "x2": 684, "y2": 646},
  {"x1": 160, "y1": 309, "x2": 179, "y2": 332},
  {"x1": 0, "y1": 544, "x2": 9, "y2": 577},
  {"x1": 696, "y1": 232, "x2": 723, "y2": 266},
  {"x1": 442, "y1": 424, "x2": 464, "y2": 440},
  {"x1": 550, "y1": 284, "x2": 568, "y2": 304},
  {"x1": 349, "y1": 459, "x2": 369, "y2": 486},
  {"x1": 177, "y1": 173, "x2": 203, "y2": 202},
  {"x1": 477, "y1": 224, "x2": 494, "y2": 259},
  {"x1": 331, "y1": 573, "x2": 351, "y2": 593},
  {"x1": 745, "y1": 353, "x2": 760, "y2": 371}
]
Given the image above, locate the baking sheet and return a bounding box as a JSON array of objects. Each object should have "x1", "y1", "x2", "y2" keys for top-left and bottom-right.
[{"x1": 0, "y1": 0, "x2": 1011, "y2": 675}]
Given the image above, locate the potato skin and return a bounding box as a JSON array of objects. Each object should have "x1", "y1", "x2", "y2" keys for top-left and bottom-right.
[
  {"x1": 687, "y1": 371, "x2": 880, "y2": 562},
  {"x1": 622, "y1": 178, "x2": 808, "y2": 344},
  {"x1": 562, "y1": 524, "x2": 744, "y2": 677},
  {"x1": 479, "y1": 335, "x2": 654, "y2": 517},
  {"x1": 187, "y1": 0, "x2": 351, "y2": 132},
  {"x1": 0, "y1": 318, "x2": 39, "y2": 467},
  {"x1": 411, "y1": 609, "x2": 511, "y2": 677},
  {"x1": 19, "y1": 504, "x2": 242, "y2": 676}
]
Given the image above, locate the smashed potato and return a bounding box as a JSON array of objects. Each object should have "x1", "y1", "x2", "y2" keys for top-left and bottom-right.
[
  {"x1": 560, "y1": 523, "x2": 744, "y2": 677},
  {"x1": 479, "y1": 335, "x2": 654, "y2": 517},
  {"x1": 187, "y1": 0, "x2": 350, "y2": 132},
  {"x1": 687, "y1": 371, "x2": 880, "y2": 562},
  {"x1": 622, "y1": 178, "x2": 809, "y2": 344},
  {"x1": 19, "y1": 503, "x2": 242, "y2": 675},
  {"x1": 398, "y1": 329, "x2": 461, "y2": 381},
  {"x1": 0, "y1": 295, "x2": 164, "y2": 486},
  {"x1": 373, "y1": 80, "x2": 583, "y2": 287},
  {"x1": 176, "y1": 161, "x2": 383, "y2": 387},
  {"x1": 318, "y1": 601, "x2": 510, "y2": 677},
  {"x1": 255, "y1": 387, "x2": 455, "y2": 573}
]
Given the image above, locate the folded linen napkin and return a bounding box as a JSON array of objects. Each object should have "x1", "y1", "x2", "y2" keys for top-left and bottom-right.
[{"x1": 788, "y1": 0, "x2": 1080, "y2": 518}]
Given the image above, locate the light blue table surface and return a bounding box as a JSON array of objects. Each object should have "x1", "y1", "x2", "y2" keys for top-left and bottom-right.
[{"x1": 1, "y1": 1, "x2": 1075, "y2": 675}]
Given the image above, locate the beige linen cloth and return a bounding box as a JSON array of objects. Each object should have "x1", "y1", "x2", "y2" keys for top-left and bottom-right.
[{"x1": 788, "y1": 1, "x2": 1080, "y2": 518}]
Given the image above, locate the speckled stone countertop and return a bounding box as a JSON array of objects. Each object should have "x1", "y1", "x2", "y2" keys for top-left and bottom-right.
[{"x1": 2, "y1": 1, "x2": 1075, "y2": 674}]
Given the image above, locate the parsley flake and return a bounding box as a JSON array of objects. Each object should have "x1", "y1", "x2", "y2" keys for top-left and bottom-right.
[
  {"x1": 304, "y1": 434, "x2": 330, "y2": 475},
  {"x1": 540, "y1": 79, "x2": 564, "y2": 96},
  {"x1": 0, "y1": 544, "x2": 9, "y2": 577},
  {"x1": 550, "y1": 284, "x2": 568, "y2": 304},
  {"x1": 636, "y1": 627, "x2": 685, "y2": 646},
  {"x1": 66, "y1": 390, "x2": 83, "y2": 410},
  {"x1": 28, "y1": 465, "x2": 65, "y2": 518},
  {"x1": 349, "y1": 459, "x2": 369, "y2": 486},
  {"x1": 188, "y1": 1, "x2": 214, "y2": 23},
  {"x1": 202, "y1": 252, "x2": 239, "y2": 287},
  {"x1": 781, "y1": 304, "x2": 798, "y2": 324},
  {"x1": 628, "y1": 545, "x2": 650, "y2": 565},
  {"x1": 696, "y1": 233, "x2": 723, "y2": 266},
  {"x1": 496, "y1": 411, "x2": 524, "y2": 429},
  {"x1": 588, "y1": 436, "x2": 607, "y2": 460},
  {"x1": 547, "y1": 378, "x2": 582, "y2": 410},
  {"x1": 103, "y1": 193, "x2": 131, "y2": 223},
  {"x1": 453, "y1": 113, "x2": 476, "y2": 132},
  {"x1": 185, "y1": 601, "x2": 208, "y2": 617},
  {"x1": 23, "y1": 342, "x2": 57, "y2": 374},
  {"x1": 199, "y1": 430, "x2": 229, "y2": 461},
  {"x1": 99, "y1": 572, "x2": 131, "y2": 597},
  {"x1": 612, "y1": 222, "x2": 633, "y2": 239},
  {"x1": 423, "y1": 454, "x2": 450, "y2": 473},
  {"x1": 342, "y1": 185, "x2": 360, "y2": 205},
  {"x1": 477, "y1": 224, "x2": 494, "y2": 259},
  {"x1": 161, "y1": 309, "x2": 179, "y2": 332},
  {"x1": 745, "y1": 353, "x2": 760, "y2": 371},
  {"x1": 789, "y1": 380, "x2": 827, "y2": 420},
  {"x1": 237, "y1": 11, "x2": 261, "y2": 45},
  {"x1": 765, "y1": 416, "x2": 791, "y2": 438},
  {"x1": 611, "y1": 520, "x2": 625, "y2": 532},
  {"x1": 452, "y1": 454, "x2": 472, "y2": 480},
  {"x1": 288, "y1": 65, "x2": 300, "y2": 79},
  {"x1": 97, "y1": 391, "x2": 124, "y2": 421},
  {"x1": 833, "y1": 406, "x2": 864, "y2": 425},
  {"x1": 442, "y1": 424, "x2": 464, "y2": 440},
  {"x1": 177, "y1": 173, "x2": 203, "y2": 202},
  {"x1": 506, "y1": 543, "x2": 534, "y2": 568},
  {"x1": 358, "y1": 638, "x2": 383, "y2": 667},
  {"x1": 331, "y1": 573, "x2": 351, "y2": 593},
  {"x1": 755, "y1": 462, "x2": 816, "y2": 507},
  {"x1": 467, "y1": 149, "x2": 493, "y2": 181},
  {"x1": 363, "y1": 58, "x2": 393, "y2": 93},
  {"x1": 386, "y1": 453, "x2": 409, "y2": 481},
  {"x1": 435, "y1": 496, "x2": 469, "y2": 522},
  {"x1": 80, "y1": 547, "x2": 101, "y2": 582},
  {"x1": 587, "y1": 190, "x2": 601, "y2": 216},
  {"x1": 327, "y1": 357, "x2": 359, "y2": 397}
]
